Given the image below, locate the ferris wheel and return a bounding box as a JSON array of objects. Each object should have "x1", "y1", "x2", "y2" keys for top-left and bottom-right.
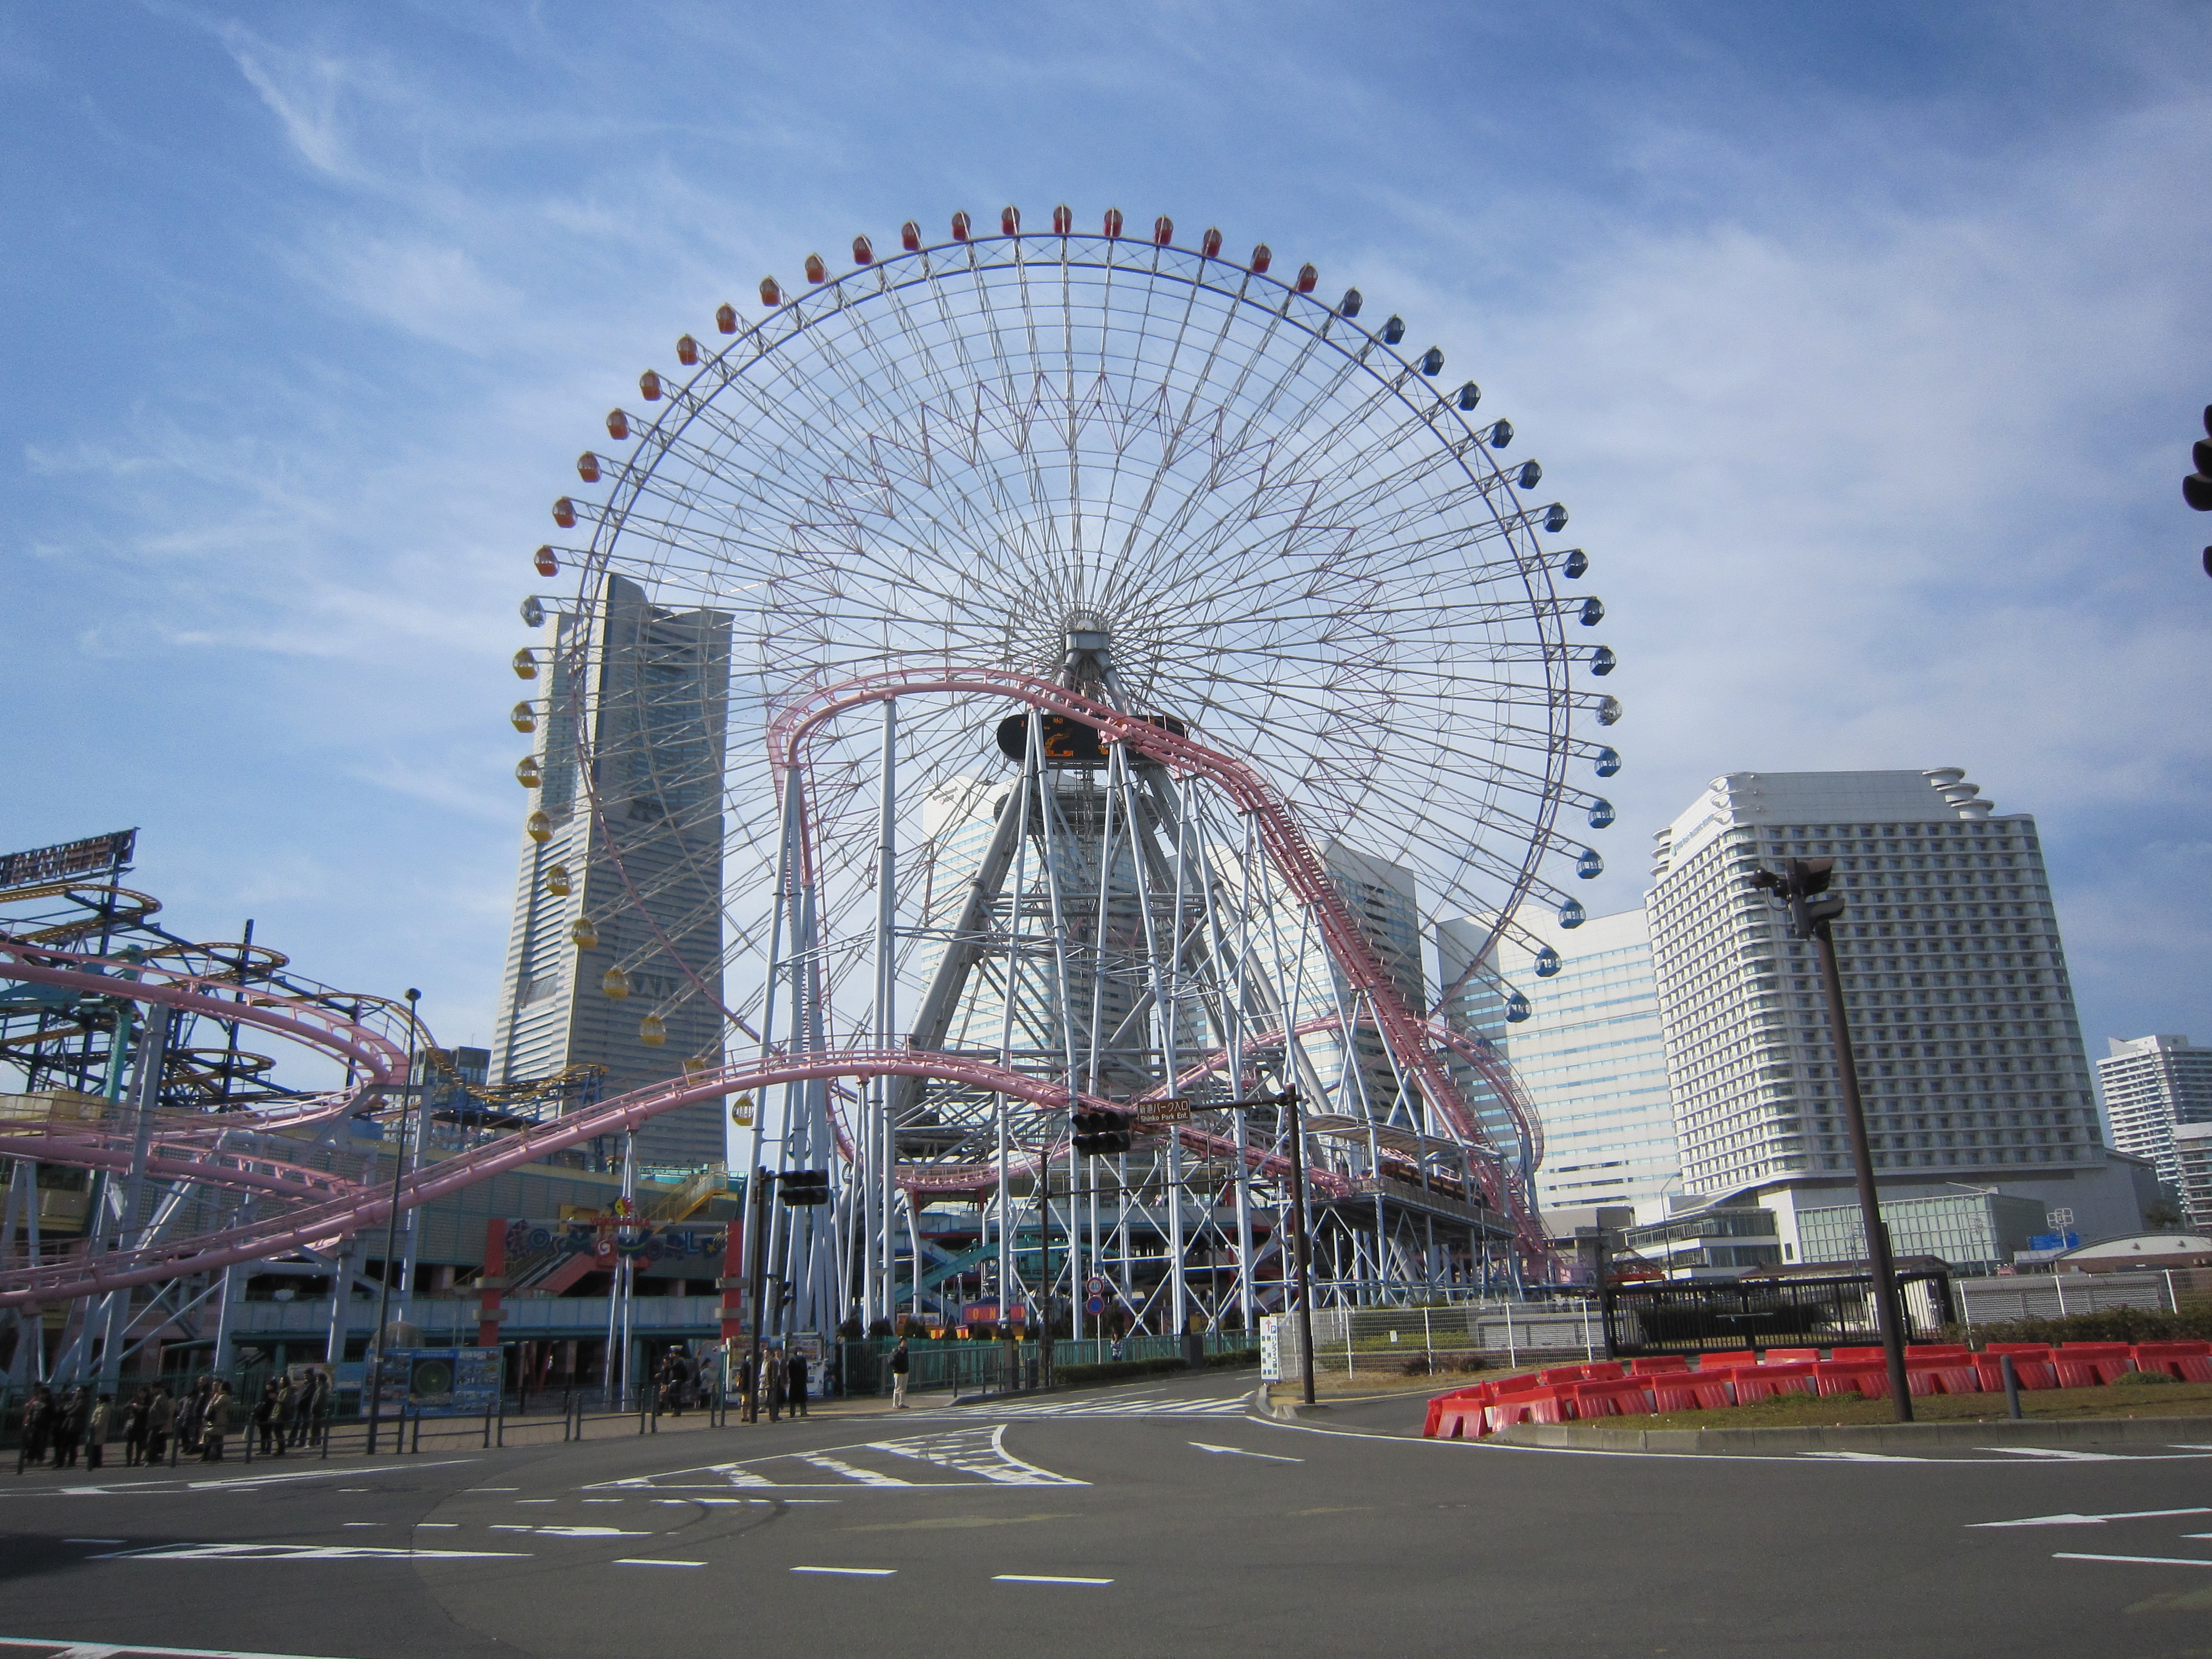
[{"x1": 519, "y1": 205, "x2": 1619, "y2": 1322}]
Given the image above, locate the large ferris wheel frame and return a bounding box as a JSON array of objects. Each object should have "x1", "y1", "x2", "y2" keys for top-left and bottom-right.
[{"x1": 532, "y1": 207, "x2": 1621, "y2": 1324}]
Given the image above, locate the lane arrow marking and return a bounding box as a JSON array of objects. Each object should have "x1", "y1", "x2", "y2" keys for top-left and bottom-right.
[
  {"x1": 1974, "y1": 1507, "x2": 2212, "y2": 1528},
  {"x1": 1188, "y1": 1442, "x2": 1303, "y2": 1462}
]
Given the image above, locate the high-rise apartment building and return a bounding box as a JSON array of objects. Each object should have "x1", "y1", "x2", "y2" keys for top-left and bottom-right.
[
  {"x1": 2171, "y1": 1121, "x2": 2212, "y2": 1229},
  {"x1": 492, "y1": 575, "x2": 732, "y2": 1171},
  {"x1": 1488, "y1": 907, "x2": 1682, "y2": 1218},
  {"x1": 2097, "y1": 1036, "x2": 2212, "y2": 1191},
  {"x1": 1646, "y1": 768, "x2": 2102, "y2": 1198}
]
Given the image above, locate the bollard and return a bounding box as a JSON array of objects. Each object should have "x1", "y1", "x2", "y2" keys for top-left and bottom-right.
[{"x1": 2001, "y1": 1353, "x2": 2022, "y2": 1420}]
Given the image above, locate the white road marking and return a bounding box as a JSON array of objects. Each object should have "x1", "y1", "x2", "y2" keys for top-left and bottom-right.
[
  {"x1": 416, "y1": 1524, "x2": 457, "y2": 1530},
  {"x1": 62, "y1": 1539, "x2": 126, "y2": 1544},
  {"x1": 0, "y1": 1636, "x2": 366, "y2": 1659},
  {"x1": 515, "y1": 1499, "x2": 556, "y2": 1504},
  {"x1": 598, "y1": 1426, "x2": 1085, "y2": 1493},
  {"x1": 341, "y1": 1524, "x2": 379, "y2": 1529},
  {"x1": 791, "y1": 1566, "x2": 896, "y2": 1577},
  {"x1": 1188, "y1": 1442, "x2": 1302, "y2": 1463},
  {"x1": 799, "y1": 1457, "x2": 914, "y2": 1487},
  {"x1": 531, "y1": 1526, "x2": 654, "y2": 1537},
  {"x1": 1799, "y1": 1452, "x2": 1928, "y2": 1463},
  {"x1": 90, "y1": 1542, "x2": 531, "y2": 1562},
  {"x1": 1975, "y1": 1507, "x2": 2212, "y2": 1528},
  {"x1": 994, "y1": 1574, "x2": 1113, "y2": 1585},
  {"x1": 2054, "y1": 1552, "x2": 2212, "y2": 1567},
  {"x1": 1987, "y1": 1448, "x2": 2125, "y2": 1462},
  {"x1": 614, "y1": 1559, "x2": 705, "y2": 1568},
  {"x1": 23, "y1": 1463, "x2": 473, "y2": 1499}
]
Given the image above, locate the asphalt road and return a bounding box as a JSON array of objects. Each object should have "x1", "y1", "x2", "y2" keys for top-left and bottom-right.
[{"x1": 7, "y1": 1370, "x2": 2212, "y2": 1658}]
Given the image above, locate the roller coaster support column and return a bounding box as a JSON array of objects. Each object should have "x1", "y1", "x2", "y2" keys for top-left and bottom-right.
[
  {"x1": 476, "y1": 1219, "x2": 506, "y2": 1349},
  {"x1": 367, "y1": 988, "x2": 422, "y2": 1457},
  {"x1": 98, "y1": 1002, "x2": 169, "y2": 1394}
]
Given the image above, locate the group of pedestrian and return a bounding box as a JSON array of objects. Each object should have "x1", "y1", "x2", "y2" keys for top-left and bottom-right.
[
  {"x1": 13, "y1": 1370, "x2": 332, "y2": 1473},
  {"x1": 248, "y1": 1370, "x2": 331, "y2": 1454},
  {"x1": 12, "y1": 1385, "x2": 103, "y2": 1472},
  {"x1": 731, "y1": 1344, "x2": 816, "y2": 1423}
]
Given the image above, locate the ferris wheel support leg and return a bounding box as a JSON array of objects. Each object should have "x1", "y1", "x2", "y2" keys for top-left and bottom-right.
[{"x1": 869, "y1": 698, "x2": 898, "y2": 1331}]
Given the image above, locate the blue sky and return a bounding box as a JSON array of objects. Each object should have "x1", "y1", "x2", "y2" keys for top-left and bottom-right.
[{"x1": 3, "y1": 1, "x2": 2209, "y2": 1074}]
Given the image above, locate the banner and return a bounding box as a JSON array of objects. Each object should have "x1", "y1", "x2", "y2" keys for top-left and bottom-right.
[
  {"x1": 372, "y1": 1347, "x2": 502, "y2": 1417},
  {"x1": 0, "y1": 830, "x2": 135, "y2": 889}
]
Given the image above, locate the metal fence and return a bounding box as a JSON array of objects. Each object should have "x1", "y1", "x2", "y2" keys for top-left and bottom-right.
[
  {"x1": 837, "y1": 1331, "x2": 1255, "y2": 1396},
  {"x1": 1600, "y1": 1271, "x2": 1956, "y2": 1357},
  {"x1": 1272, "y1": 1303, "x2": 1606, "y2": 1376},
  {"x1": 1958, "y1": 1268, "x2": 2209, "y2": 1326}
]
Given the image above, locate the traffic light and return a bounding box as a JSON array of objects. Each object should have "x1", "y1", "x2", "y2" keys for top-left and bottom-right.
[
  {"x1": 776, "y1": 1168, "x2": 831, "y2": 1207},
  {"x1": 1071, "y1": 1109, "x2": 1132, "y2": 1157},
  {"x1": 2187, "y1": 404, "x2": 2212, "y2": 513}
]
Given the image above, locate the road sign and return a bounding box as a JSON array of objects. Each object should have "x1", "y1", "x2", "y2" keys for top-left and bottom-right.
[
  {"x1": 1086, "y1": 1297, "x2": 1103, "y2": 1314},
  {"x1": 1135, "y1": 1097, "x2": 1191, "y2": 1126}
]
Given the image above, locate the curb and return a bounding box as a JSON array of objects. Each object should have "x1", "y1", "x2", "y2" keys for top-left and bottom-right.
[{"x1": 1489, "y1": 1415, "x2": 2212, "y2": 1454}]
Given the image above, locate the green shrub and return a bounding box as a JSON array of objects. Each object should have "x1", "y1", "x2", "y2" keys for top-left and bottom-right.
[
  {"x1": 1952, "y1": 1306, "x2": 2212, "y2": 1348},
  {"x1": 2115, "y1": 1369, "x2": 2177, "y2": 1385}
]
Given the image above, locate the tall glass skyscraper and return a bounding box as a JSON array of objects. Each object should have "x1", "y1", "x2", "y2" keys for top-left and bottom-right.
[
  {"x1": 1492, "y1": 907, "x2": 1682, "y2": 1218},
  {"x1": 492, "y1": 573, "x2": 732, "y2": 1171}
]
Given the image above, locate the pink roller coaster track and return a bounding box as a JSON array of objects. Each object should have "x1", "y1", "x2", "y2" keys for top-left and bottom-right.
[
  {"x1": 764, "y1": 670, "x2": 1546, "y2": 1245},
  {"x1": 0, "y1": 667, "x2": 1552, "y2": 1306}
]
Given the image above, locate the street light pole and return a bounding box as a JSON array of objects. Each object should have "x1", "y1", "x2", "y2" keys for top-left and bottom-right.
[
  {"x1": 367, "y1": 988, "x2": 422, "y2": 1456},
  {"x1": 1750, "y1": 861, "x2": 1912, "y2": 1422},
  {"x1": 1280, "y1": 1089, "x2": 1317, "y2": 1408},
  {"x1": 1204, "y1": 1088, "x2": 1317, "y2": 1406}
]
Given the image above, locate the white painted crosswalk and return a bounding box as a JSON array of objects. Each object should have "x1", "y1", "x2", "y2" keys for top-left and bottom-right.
[{"x1": 593, "y1": 1425, "x2": 1088, "y2": 1493}]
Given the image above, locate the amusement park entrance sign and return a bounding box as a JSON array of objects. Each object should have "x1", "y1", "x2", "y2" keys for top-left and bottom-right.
[{"x1": 1134, "y1": 1098, "x2": 1192, "y2": 1127}]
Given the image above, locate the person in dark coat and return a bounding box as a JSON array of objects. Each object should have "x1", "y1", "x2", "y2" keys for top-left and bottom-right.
[
  {"x1": 84, "y1": 1394, "x2": 111, "y2": 1470},
  {"x1": 50, "y1": 1387, "x2": 85, "y2": 1468},
  {"x1": 890, "y1": 1337, "x2": 910, "y2": 1408},
  {"x1": 785, "y1": 1349, "x2": 808, "y2": 1417},
  {"x1": 17, "y1": 1386, "x2": 51, "y2": 1474},
  {"x1": 764, "y1": 1348, "x2": 785, "y2": 1423},
  {"x1": 122, "y1": 1387, "x2": 149, "y2": 1467}
]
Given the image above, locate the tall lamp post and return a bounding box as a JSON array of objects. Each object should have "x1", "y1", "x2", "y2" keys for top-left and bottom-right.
[
  {"x1": 367, "y1": 988, "x2": 422, "y2": 1455},
  {"x1": 1748, "y1": 860, "x2": 1912, "y2": 1422}
]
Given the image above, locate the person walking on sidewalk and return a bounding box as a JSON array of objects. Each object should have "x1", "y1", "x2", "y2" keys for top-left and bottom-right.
[
  {"x1": 890, "y1": 1338, "x2": 910, "y2": 1409},
  {"x1": 785, "y1": 1348, "x2": 808, "y2": 1417},
  {"x1": 144, "y1": 1385, "x2": 174, "y2": 1465},
  {"x1": 764, "y1": 1347, "x2": 785, "y2": 1424},
  {"x1": 84, "y1": 1394, "x2": 112, "y2": 1471}
]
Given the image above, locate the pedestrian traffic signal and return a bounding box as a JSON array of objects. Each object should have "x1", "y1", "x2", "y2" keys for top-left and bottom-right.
[
  {"x1": 1071, "y1": 1109, "x2": 1132, "y2": 1157},
  {"x1": 2186, "y1": 405, "x2": 2212, "y2": 512},
  {"x1": 777, "y1": 1168, "x2": 831, "y2": 1206}
]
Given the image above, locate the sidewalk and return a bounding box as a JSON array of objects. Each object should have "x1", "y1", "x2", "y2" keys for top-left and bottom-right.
[{"x1": 3, "y1": 1391, "x2": 963, "y2": 1473}]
